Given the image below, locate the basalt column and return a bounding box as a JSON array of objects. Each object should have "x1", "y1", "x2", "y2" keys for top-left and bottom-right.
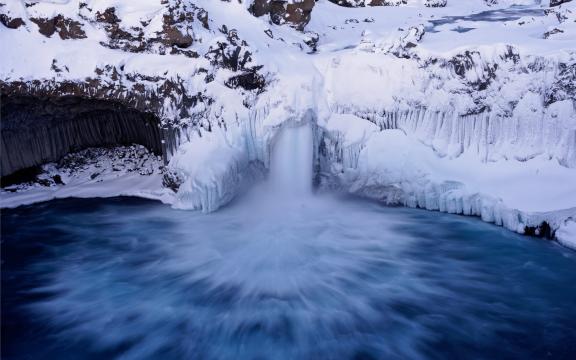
[{"x1": 1, "y1": 95, "x2": 163, "y2": 179}]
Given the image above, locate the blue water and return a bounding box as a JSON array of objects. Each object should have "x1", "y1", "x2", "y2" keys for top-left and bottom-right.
[{"x1": 2, "y1": 196, "x2": 576, "y2": 359}]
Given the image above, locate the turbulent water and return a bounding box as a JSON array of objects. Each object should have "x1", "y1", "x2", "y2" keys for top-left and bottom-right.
[{"x1": 2, "y1": 195, "x2": 576, "y2": 360}]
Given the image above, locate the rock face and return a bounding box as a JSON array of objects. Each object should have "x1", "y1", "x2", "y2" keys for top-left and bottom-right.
[
  {"x1": 82, "y1": 1, "x2": 207, "y2": 57},
  {"x1": 249, "y1": 0, "x2": 315, "y2": 30},
  {"x1": 328, "y1": 0, "x2": 407, "y2": 7},
  {"x1": 0, "y1": 14, "x2": 25, "y2": 29},
  {"x1": 1, "y1": 96, "x2": 162, "y2": 177},
  {"x1": 551, "y1": 0, "x2": 573, "y2": 7},
  {"x1": 30, "y1": 15, "x2": 87, "y2": 39}
]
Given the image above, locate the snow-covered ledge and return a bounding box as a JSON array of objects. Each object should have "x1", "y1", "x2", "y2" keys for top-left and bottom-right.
[{"x1": 319, "y1": 113, "x2": 576, "y2": 249}]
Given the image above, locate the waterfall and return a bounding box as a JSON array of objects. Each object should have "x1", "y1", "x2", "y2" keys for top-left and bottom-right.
[{"x1": 269, "y1": 122, "x2": 314, "y2": 196}]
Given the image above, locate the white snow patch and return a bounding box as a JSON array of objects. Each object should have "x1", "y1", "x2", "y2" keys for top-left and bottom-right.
[{"x1": 556, "y1": 220, "x2": 576, "y2": 250}]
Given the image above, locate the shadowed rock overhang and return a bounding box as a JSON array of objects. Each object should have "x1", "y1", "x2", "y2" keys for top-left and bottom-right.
[{"x1": 1, "y1": 95, "x2": 163, "y2": 179}]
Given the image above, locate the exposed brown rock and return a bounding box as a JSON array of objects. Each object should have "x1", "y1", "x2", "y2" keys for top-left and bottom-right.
[
  {"x1": 0, "y1": 14, "x2": 25, "y2": 29},
  {"x1": 160, "y1": 15, "x2": 193, "y2": 48},
  {"x1": 249, "y1": 0, "x2": 315, "y2": 31},
  {"x1": 87, "y1": 1, "x2": 205, "y2": 57},
  {"x1": 96, "y1": 7, "x2": 120, "y2": 24},
  {"x1": 30, "y1": 15, "x2": 87, "y2": 40},
  {"x1": 249, "y1": 0, "x2": 271, "y2": 17},
  {"x1": 424, "y1": 0, "x2": 447, "y2": 7}
]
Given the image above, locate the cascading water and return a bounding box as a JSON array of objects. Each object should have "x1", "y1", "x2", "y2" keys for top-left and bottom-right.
[
  {"x1": 269, "y1": 122, "x2": 314, "y2": 196},
  {"x1": 3, "y1": 109, "x2": 576, "y2": 360}
]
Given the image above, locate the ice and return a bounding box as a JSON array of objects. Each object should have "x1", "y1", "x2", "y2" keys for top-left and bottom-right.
[
  {"x1": 1, "y1": 0, "x2": 576, "y2": 247},
  {"x1": 169, "y1": 128, "x2": 250, "y2": 213},
  {"x1": 332, "y1": 129, "x2": 576, "y2": 236}
]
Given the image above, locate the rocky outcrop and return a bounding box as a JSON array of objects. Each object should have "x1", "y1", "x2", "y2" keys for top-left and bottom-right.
[
  {"x1": 249, "y1": 0, "x2": 315, "y2": 31},
  {"x1": 80, "y1": 0, "x2": 207, "y2": 57},
  {"x1": 206, "y1": 25, "x2": 266, "y2": 91},
  {"x1": 328, "y1": 0, "x2": 407, "y2": 7},
  {"x1": 30, "y1": 15, "x2": 86, "y2": 39},
  {"x1": 551, "y1": 0, "x2": 573, "y2": 7},
  {"x1": 424, "y1": 0, "x2": 447, "y2": 7},
  {"x1": 1, "y1": 95, "x2": 163, "y2": 177},
  {"x1": 0, "y1": 0, "x2": 271, "y2": 181},
  {"x1": 0, "y1": 68, "x2": 207, "y2": 169},
  {"x1": 0, "y1": 14, "x2": 24, "y2": 29}
]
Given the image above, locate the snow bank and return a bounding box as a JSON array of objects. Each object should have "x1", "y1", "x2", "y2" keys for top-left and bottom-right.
[
  {"x1": 319, "y1": 126, "x2": 576, "y2": 239},
  {"x1": 169, "y1": 129, "x2": 250, "y2": 212},
  {"x1": 556, "y1": 220, "x2": 576, "y2": 250}
]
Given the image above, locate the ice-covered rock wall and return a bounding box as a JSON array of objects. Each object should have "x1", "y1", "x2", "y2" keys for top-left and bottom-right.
[
  {"x1": 332, "y1": 103, "x2": 576, "y2": 168},
  {"x1": 314, "y1": 39, "x2": 576, "y2": 244},
  {"x1": 323, "y1": 46, "x2": 576, "y2": 169}
]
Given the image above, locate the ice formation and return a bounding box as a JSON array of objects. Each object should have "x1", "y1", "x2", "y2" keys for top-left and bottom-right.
[{"x1": 1, "y1": 0, "x2": 575, "y2": 248}]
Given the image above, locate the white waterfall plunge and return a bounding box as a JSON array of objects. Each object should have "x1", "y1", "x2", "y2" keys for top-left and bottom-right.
[{"x1": 269, "y1": 123, "x2": 314, "y2": 196}]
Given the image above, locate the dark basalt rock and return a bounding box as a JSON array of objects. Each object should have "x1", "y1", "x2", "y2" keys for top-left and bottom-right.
[
  {"x1": 95, "y1": 7, "x2": 120, "y2": 24},
  {"x1": 30, "y1": 15, "x2": 87, "y2": 40},
  {"x1": 524, "y1": 222, "x2": 555, "y2": 239},
  {"x1": 546, "y1": 62, "x2": 576, "y2": 105},
  {"x1": 204, "y1": 25, "x2": 266, "y2": 92},
  {"x1": 249, "y1": 0, "x2": 315, "y2": 31},
  {"x1": 225, "y1": 70, "x2": 266, "y2": 92},
  {"x1": 543, "y1": 28, "x2": 564, "y2": 38},
  {"x1": 52, "y1": 174, "x2": 64, "y2": 185},
  {"x1": 424, "y1": 0, "x2": 447, "y2": 7},
  {"x1": 162, "y1": 169, "x2": 184, "y2": 193},
  {"x1": 87, "y1": 1, "x2": 205, "y2": 57},
  {"x1": 0, "y1": 95, "x2": 163, "y2": 177},
  {"x1": 0, "y1": 14, "x2": 25, "y2": 29},
  {"x1": 447, "y1": 50, "x2": 498, "y2": 91},
  {"x1": 0, "y1": 166, "x2": 42, "y2": 188},
  {"x1": 160, "y1": 19, "x2": 193, "y2": 48},
  {"x1": 0, "y1": 0, "x2": 266, "y2": 177},
  {"x1": 550, "y1": 0, "x2": 572, "y2": 7}
]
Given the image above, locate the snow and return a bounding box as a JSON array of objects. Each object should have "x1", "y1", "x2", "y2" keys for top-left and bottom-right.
[
  {"x1": 0, "y1": 173, "x2": 173, "y2": 208},
  {"x1": 323, "y1": 113, "x2": 379, "y2": 146},
  {"x1": 0, "y1": 146, "x2": 174, "y2": 208},
  {"x1": 556, "y1": 220, "x2": 576, "y2": 250},
  {"x1": 1, "y1": 0, "x2": 576, "y2": 248},
  {"x1": 351, "y1": 129, "x2": 576, "y2": 213},
  {"x1": 169, "y1": 129, "x2": 249, "y2": 212}
]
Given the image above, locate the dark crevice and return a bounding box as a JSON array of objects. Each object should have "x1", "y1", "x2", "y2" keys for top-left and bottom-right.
[
  {"x1": 0, "y1": 166, "x2": 43, "y2": 188},
  {"x1": 524, "y1": 221, "x2": 555, "y2": 240},
  {"x1": 1, "y1": 95, "x2": 163, "y2": 178}
]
